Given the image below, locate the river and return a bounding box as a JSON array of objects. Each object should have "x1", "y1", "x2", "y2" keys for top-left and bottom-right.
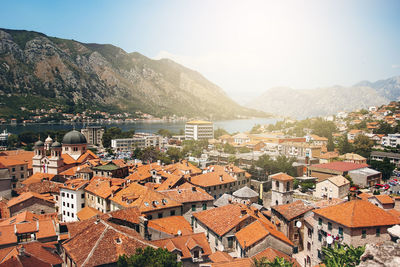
[{"x1": 0, "y1": 118, "x2": 279, "y2": 135}]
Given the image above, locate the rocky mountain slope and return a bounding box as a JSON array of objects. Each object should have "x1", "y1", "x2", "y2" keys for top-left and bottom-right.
[
  {"x1": 0, "y1": 28, "x2": 264, "y2": 119},
  {"x1": 248, "y1": 76, "x2": 400, "y2": 119}
]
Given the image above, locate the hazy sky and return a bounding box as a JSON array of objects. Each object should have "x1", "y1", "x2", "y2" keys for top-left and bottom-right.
[{"x1": 1, "y1": 0, "x2": 400, "y2": 103}]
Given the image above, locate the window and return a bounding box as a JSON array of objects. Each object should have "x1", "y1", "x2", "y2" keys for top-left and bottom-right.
[
  {"x1": 67, "y1": 193, "x2": 69, "y2": 198},
  {"x1": 71, "y1": 204, "x2": 74, "y2": 209},
  {"x1": 191, "y1": 217, "x2": 194, "y2": 226},
  {"x1": 170, "y1": 210, "x2": 175, "y2": 216},
  {"x1": 328, "y1": 222, "x2": 332, "y2": 230},
  {"x1": 20, "y1": 166, "x2": 24, "y2": 170},
  {"x1": 193, "y1": 250, "x2": 199, "y2": 259},
  {"x1": 376, "y1": 228, "x2": 380, "y2": 237},
  {"x1": 67, "y1": 203, "x2": 69, "y2": 208},
  {"x1": 286, "y1": 182, "x2": 290, "y2": 191},
  {"x1": 339, "y1": 227, "x2": 343, "y2": 236},
  {"x1": 81, "y1": 194, "x2": 84, "y2": 199},
  {"x1": 202, "y1": 203, "x2": 207, "y2": 210},
  {"x1": 362, "y1": 230, "x2": 366, "y2": 239},
  {"x1": 318, "y1": 250, "x2": 322, "y2": 259},
  {"x1": 81, "y1": 203, "x2": 85, "y2": 208},
  {"x1": 219, "y1": 185, "x2": 222, "y2": 189},
  {"x1": 319, "y1": 218, "x2": 322, "y2": 226},
  {"x1": 275, "y1": 181, "x2": 279, "y2": 188},
  {"x1": 63, "y1": 211, "x2": 65, "y2": 215},
  {"x1": 62, "y1": 192, "x2": 65, "y2": 197},
  {"x1": 215, "y1": 238, "x2": 218, "y2": 246},
  {"x1": 224, "y1": 184, "x2": 227, "y2": 188},
  {"x1": 63, "y1": 202, "x2": 65, "y2": 206},
  {"x1": 72, "y1": 213, "x2": 74, "y2": 218},
  {"x1": 20, "y1": 174, "x2": 24, "y2": 179},
  {"x1": 147, "y1": 215, "x2": 152, "y2": 220},
  {"x1": 318, "y1": 233, "x2": 322, "y2": 242},
  {"x1": 213, "y1": 186, "x2": 216, "y2": 190},
  {"x1": 192, "y1": 204, "x2": 196, "y2": 211},
  {"x1": 12, "y1": 168, "x2": 15, "y2": 172},
  {"x1": 228, "y1": 236, "x2": 234, "y2": 248},
  {"x1": 71, "y1": 194, "x2": 73, "y2": 199},
  {"x1": 308, "y1": 227, "x2": 312, "y2": 238},
  {"x1": 97, "y1": 197, "x2": 100, "y2": 204},
  {"x1": 158, "y1": 213, "x2": 163, "y2": 218},
  {"x1": 307, "y1": 242, "x2": 311, "y2": 251},
  {"x1": 67, "y1": 212, "x2": 70, "y2": 216}
]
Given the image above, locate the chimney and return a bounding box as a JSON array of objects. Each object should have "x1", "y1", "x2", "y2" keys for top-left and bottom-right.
[
  {"x1": 192, "y1": 187, "x2": 197, "y2": 192},
  {"x1": 240, "y1": 208, "x2": 247, "y2": 216},
  {"x1": 219, "y1": 175, "x2": 223, "y2": 182}
]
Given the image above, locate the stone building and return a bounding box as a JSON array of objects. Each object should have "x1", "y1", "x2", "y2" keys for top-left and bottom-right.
[{"x1": 270, "y1": 173, "x2": 294, "y2": 206}]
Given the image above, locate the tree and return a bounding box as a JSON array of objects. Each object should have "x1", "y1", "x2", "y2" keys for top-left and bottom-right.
[
  {"x1": 338, "y1": 135, "x2": 353, "y2": 154},
  {"x1": 223, "y1": 143, "x2": 236, "y2": 154},
  {"x1": 368, "y1": 157, "x2": 395, "y2": 180},
  {"x1": 117, "y1": 247, "x2": 181, "y2": 267},
  {"x1": 322, "y1": 243, "x2": 365, "y2": 267},
  {"x1": 214, "y1": 128, "x2": 229, "y2": 138},
  {"x1": 327, "y1": 136, "x2": 335, "y2": 152},
  {"x1": 353, "y1": 135, "x2": 374, "y2": 158},
  {"x1": 254, "y1": 256, "x2": 294, "y2": 267},
  {"x1": 157, "y1": 129, "x2": 173, "y2": 138},
  {"x1": 166, "y1": 147, "x2": 183, "y2": 162},
  {"x1": 7, "y1": 134, "x2": 18, "y2": 148}
]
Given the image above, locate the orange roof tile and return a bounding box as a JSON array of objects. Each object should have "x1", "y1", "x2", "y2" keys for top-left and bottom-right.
[
  {"x1": 211, "y1": 258, "x2": 254, "y2": 267},
  {"x1": 0, "y1": 151, "x2": 34, "y2": 169},
  {"x1": 60, "y1": 179, "x2": 88, "y2": 191},
  {"x1": 208, "y1": 251, "x2": 233, "y2": 263},
  {"x1": 310, "y1": 162, "x2": 369, "y2": 172},
  {"x1": 148, "y1": 216, "x2": 192, "y2": 236},
  {"x1": 270, "y1": 172, "x2": 294, "y2": 181},
  {"x1": 84, "y1": 176, "x2": 125, "y2": 199},
  {"x1": 7, "y1": 192, "x2": 55, "y2": 208},
  {"x1": 159, "y1": 183, "x2": 214, "y2": 203},
  {"x1": 0, "y1": 225, "x2": 17, "y2": 246},
  {"x1": 235, "y1": 220, "x2": 271, "y2": 248},
  {"x1": 357, "y1": 192, "x2": 373, "y2": 201},
  {"x1": 374, "y1": 195, "x2": 395, "y2": 205},
  {"x1": 36, "y1": 220, "x2": 57, "y2": 239},
  {"x1": 16, "y1": 180, "x2": 60, "y2": 195},
  {"x1": 190, "y1": 171, "x2": 236, "y2": 187},
  {"x1": 313, "y1": 200, "x2": 400, "y2": 228},
  {"x1": 77, "y1": 206, "x2": 102, "y2": 221},
  {"x1": 22, "y1": 173, "x2": 56, "y2": 185},
  {"x1": 272, "y1": 200, "x2": 314, "y2": 221},
  {"x1": 152, "y1": 233, "x2": 211, "y2": 260},
  {"x1": 164, "y1": 160, "x2": 202, "y2": 176},
  {"x1": 15, "y1": 222, "x2": 37, "y2": 234}
]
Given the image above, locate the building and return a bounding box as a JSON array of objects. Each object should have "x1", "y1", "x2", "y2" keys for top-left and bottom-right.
[
  {"x1": 232, "y1": 133, "x2": 250, "y2": 145},
  {"x1": 0, "y1": 168, "x2": 11, "y2": 198},
  {"x1": 382, "y1": 133, "x2": 400, "y2": 147},
  {"x1": 270, "y1": 173, "x2": 294, "y2": 206},
  {"x1": 305, "y1": 200, "x2": 400, "y2": 266},
  {"x1": 59, "y1": 179, "x2": 88, "y2": 222},
  {"x1": 232, "y1": 186, "x2": 259, "y2": 204},
  {"x1": 279, "y1": 142, "x2": 322, "y2": 159},
  {"x1": 91, "y1": 161, "x2": 129, "y2": 178},
  {"x1": 371, "y1": 151, "x2": 400, "y2": 167},
  {"x1": 153, "y1": 233, "x2": 212, "y2": 265},
  {"x1": 0, "y1": 157, "x2": 29, "y2": 190},
  {"x1": 347, "y1": 129, "x2": 363, "y2": 141},
  {"x1": 32, "y1": 130, "x2": 98, "y2": 175},
  {"x1": 368, "y1": 195, "x2": 395, "y2": 210},
  {"x1": 271, "y1": 200, "x2": 314, "y2": 251},
  {"x1": 348, "y1": 168, "x2": 382, "y2": 188},
  {"x1": 306, "y1": 134, "x2": 328, "y2": 146},
  {"x1": 111, "y1": 132, "x2": 165, "y2": 152},
  {"x1": 314, "y1": 175, "x2": 350, "y2": 199},
  {"x1": 339, "y1": 153, "x2": 367, "y2": 164},
  {"x1": 159, "y1": 182, "x2": 214, "y2": 224},
  {"x1": 307, "y1": 162, "x2": 369, "y2": 181},
  {"x1": 7, "y1": 192, "x2": 56, "y2": 216},
  {"x1": 185, "y1": 120, "x2": 214, "y2": 141},
  {"x1": 81, "y1": 126, "x2": 104, "y2": 146}
]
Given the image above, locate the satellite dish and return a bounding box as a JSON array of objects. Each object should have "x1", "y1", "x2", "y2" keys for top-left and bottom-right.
[
  {"x1": 177, "y1": 230, "x2": 182, "y2": 236},
  {"x1": 327, "y1": 236, "x2": 333, "y2": 244},
  {"x1": 296, "y1": 221, "x2": 302, "y2": 228}
]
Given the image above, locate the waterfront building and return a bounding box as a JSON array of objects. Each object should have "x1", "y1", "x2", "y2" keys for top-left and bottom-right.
[
  {"x1": 81, "y1": 126, "x2": 104, "y2": 146},
  {"x1": 185, "y1": 120, "x2": 214, "y2": 140}
]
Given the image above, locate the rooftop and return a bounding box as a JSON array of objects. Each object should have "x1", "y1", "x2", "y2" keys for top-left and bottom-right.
[
  {"x1": 148, "y1": 216, "x2": 192, "y2": 236},
  {"x1": 269, "y1": 172, "x2": 294, "y2": 182},
  {"x1": 272, "y1": 200, "x2": 314, "y2": 221},
  {"x1": 309, "y1": 162, "x2": 369, "y2": 172}
]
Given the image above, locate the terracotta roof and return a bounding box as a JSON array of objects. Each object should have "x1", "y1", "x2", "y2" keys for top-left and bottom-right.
[
  {"x1": 7, "y1": 192, "x2": 55, "y2": 208},
  {"x1": 110, "y1": 182, "x2": 182, "y2": 213},
  {"x1": 156, "y1": 172, "x2": 185, "y2": 191},
  {"x1": 0, "y1": 211, "x2": 58, "y2": 226},
  {"x1": 36, "y1": 220, "x2": 57, "y2": 239},
  {"x1": 272, "y1": 200, "x2": 314, "y2": 221},
  {"x1": 193, "y1": 204, "x2": 251, "y2": 236},
  {"x1": 104, "y1": 207, "x2": 141, "y2": 225},
  {"x1": 304, "y1": 216, "x2": 315, "y2": 227},
  {"x1": 324, "y1": 175, "x2": 350, "y2": 187},
  {"x1": 339, "y1": 153, "x2": 366, "y2": 161},
  {"x1": 0, "y1": 242, "x2": 62, "y2": 265},
  {"x1": 252, "y1": 247, "x2": 300, "y2": 266},
  {"x1": 313, "y1": 200, "x2": 400, "y2": 228},
  {"x1": 22, "y1": 173, "x2": 56, "y2": 185},
  {"x1": 210, "y1": 258, "x2": 254, "y2": 267},
  {"x1": 374, "y1": 195, "x2": 395, "y2": 205},
  {"x1": 59, "y1": 179, "x2": 88, "y2": 191},
  {"x1": 0, "y1": 150, "x2": 34, "y2": 169},
  {"x1": 62, "y1": 216, "x2": 155, "y2": 266},
  {"x1": 269, "y1": 172, "x2": 294, "y2": 181},
  {"x1": 208, "y1": 251, "x2": 233, "y2": 263},
  {"x1": 152, "y1": 233, "x2": 211, "y2": 260},
  {"x1": 77, "y1": 206, "x2": 102, "y2": 221},
  {"x1": 190, "y1": 171, "x2": 236, "y2": 187},
  {"x1": 235, "y1": 220, "x2": 271, "y2": 248},
  {"x1": 387, "y1": 209, "x2": 400, "y2": 219},
  {"x1": 126, "y1": 163, "x2": 158, "y2": 182},
  {"x1": 159, "y1": 183, "x2": 214, "y2": 203},
  {"x1": 84, "y1": 176, "x2": 125, "y2": 199},
  {"x1": 318, "y1": 152, "x2": 339, "y2": 159},
  {"x1": 163, "y1": 160, "x2": 202, "y2": 176},
  {"x1": 313, "y1": 198, "x2": 346, "y2": 209},
  {"x1": 310, "y1": 162, "x2": 369, "y2": 172},
  {"x1": 357, "y1": 192, "x2": 373, "y2": 201},
  {"x1": 16, "y1": 180, "x2": 60, "y2": 195},
  {"x1": 59, "y1": 163, "x2": 91, "y2": 176},
  {"x1": 148, "y1": 216, "x2": 192, "y2": 236},
  {"x1": 0, "y1": 225, "x2": 17, "y2": 246}
]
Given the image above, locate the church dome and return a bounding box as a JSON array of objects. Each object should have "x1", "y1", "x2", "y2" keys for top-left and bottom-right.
[
  {"x1": 62, "y1": 130, "x2": 87, "y2": 145},
  {"x1": 51, "y1": 141, "x2": 62, "y2": 148},
  {"x1": 45, "y1": 136, "x2": 53, "y2": 143},
  {"x1": 34, "y1": 140, "x2": 44, "y2": 147}
]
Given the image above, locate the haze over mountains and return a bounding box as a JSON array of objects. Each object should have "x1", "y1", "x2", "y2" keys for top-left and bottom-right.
[
  {"x1": 248, "y1": 76, "x2": 400, "y2": 119},
  {"x1": 0, "y1": 28, "x2": 264, "y2": 119}
]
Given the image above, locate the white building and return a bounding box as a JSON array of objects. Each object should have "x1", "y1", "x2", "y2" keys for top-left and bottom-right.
[
  {"x1": 60, "y1": 179, "x2": 88, "y2": 222},
  {"x1": 185, "y1": 121, "x2": 214, "y2": 141},
  {"x1": 81, "y1": 126, "x2": 104, "y2": 146},
  {"x1": 314, "y1": 175, "x2": 350, "y2": 200},
  {"x1": 382, "y1": 133, "x2": 400, "y2": 148},
  {"x1": 111, "y1": 132, "x2": 165, "y2": 152}
]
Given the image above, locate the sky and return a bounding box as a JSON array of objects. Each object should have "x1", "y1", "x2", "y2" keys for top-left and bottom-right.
[{"x1": 1, "y1": 0, "x2": 400, "y2": 104}]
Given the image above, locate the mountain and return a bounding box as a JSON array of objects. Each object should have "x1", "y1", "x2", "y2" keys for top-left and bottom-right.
[
  {"x1": 0, "y1": 28, "x2": 265, "y2": 119},
  {"x1": 248, "y1": 76, "x2": 400, "y2": 119}
]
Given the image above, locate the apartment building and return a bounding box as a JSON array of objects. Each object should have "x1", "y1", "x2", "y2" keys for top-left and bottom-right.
[
  {"x1": 81, "y1": 126, "x2": 104, "y2": 146},
  {"x1": 185, "y1": 120, "x2": 214, "y2": 140},
  {"x1": 60, "y1": 179, "x2": 88, "y2": 222},
  {"x1": 111, "y1": 132, "x2": 165, "y2": 152},
  {"x1": 382, "y1": 133, "x2": 400, "y2": 147}
]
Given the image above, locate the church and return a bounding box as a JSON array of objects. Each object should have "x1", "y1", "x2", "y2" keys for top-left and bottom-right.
[{"x1": 32, "y1": 130, "x2": 98, "y2": 175}]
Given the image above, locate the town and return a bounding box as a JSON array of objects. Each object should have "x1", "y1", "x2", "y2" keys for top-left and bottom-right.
[{"x1": 0, "y1": 101, "x2": 400, "y2": 266}]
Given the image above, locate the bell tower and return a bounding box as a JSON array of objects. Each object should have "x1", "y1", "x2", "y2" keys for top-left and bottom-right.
[
  {"x1": 270, "y1": 172, "x2": 294, "y2": 206},
  {"x1": 32, "y1": 140, "x2": 45, "y2": 174},
  {"x1": 48, "y1": 141, "x2": 63, "y2": 174}
]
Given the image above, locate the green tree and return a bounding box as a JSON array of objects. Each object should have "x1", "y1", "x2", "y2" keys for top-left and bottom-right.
[
  {"x1": 117, "y1": 247, "x2": 181, "y2": 267},
  {"x1": 327, "y1": 136, "x2": 335, "y2": 152},
  {"x1": 157, "y1": 129, "x2": 173, "y2": 138},
  {"x1": 322, "y1": 243, "x2": 365, "y2": 267},
  {"x1": 368, "y1": 157, "x2": 395, "y2": 180},
  {"x1": 353, "y1": 135, "x2": 374, "y2": 158},
  {"x1": 214, "y1": 128, "x2": 229, "y2": 138},
  {"x1": 7, "y1": 134, "x2": 18, "y2": 148},
  {"x1": 254, "y1": 256, "x2": 294, "y2": 267},
  {"x1": 338, "y1": 135, "x2": 353, "y2": 154},
  {"x1": 223, "y1": 143, "x2": 236, "y2": 154},
  {"x1": 166, "y1": 147, "x2": 183, "y2": 162}
]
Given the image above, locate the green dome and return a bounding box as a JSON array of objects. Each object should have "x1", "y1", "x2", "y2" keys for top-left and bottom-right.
[
  {"x1": 34, "y1": 140, "x2": 44, "y2": 147},
  {"x1": 62, "y1": 130, "x2": 87, "y2": 145},
  {"x1": 51, "y1": 141, "x2": 62, "y2": 148}
]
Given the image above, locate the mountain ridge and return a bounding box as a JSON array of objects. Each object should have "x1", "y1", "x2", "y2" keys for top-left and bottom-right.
[
  {"x1": 248, "y1": 76, "x2": 400, "y2": 119},
  {"x1": 0, "y1": 28, "x2": 266, "y2": 119}
]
